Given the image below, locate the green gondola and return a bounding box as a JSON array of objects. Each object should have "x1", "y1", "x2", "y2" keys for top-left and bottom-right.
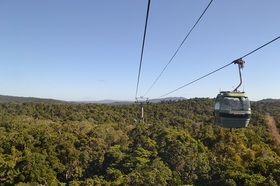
[
  {"x1": 214, "y1": 59, "x2": 252, "y2": 128},
  {"x1": 214, "y1": 91, "x2": 251, "y2": 128}
]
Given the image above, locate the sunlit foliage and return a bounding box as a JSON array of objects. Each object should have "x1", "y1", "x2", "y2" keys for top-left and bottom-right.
[{"x1": 0, "y1": 99, "x2": 280, "y2": 185}]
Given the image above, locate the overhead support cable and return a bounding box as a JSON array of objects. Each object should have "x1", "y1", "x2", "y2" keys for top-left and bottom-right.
[
  {"x1": 157, "y1": 35, "x2": 280, "y2": 98},
  {"x1": 158, "y1": 62, "x2": 233, "y2": 98},
  {"x1": 240, "y1": 35, "x2": 280, "y2": 59},
  {"x1": 143, "y1": 0, "x2": 214, "y2": 97},
  {"x1": 135, "y1": 0, "x2": 151, "y2": 99}
]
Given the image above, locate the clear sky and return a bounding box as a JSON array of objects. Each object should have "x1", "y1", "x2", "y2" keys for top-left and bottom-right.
[{"x1": 0, "y1": 0, "x2": 279, "y2": 101}]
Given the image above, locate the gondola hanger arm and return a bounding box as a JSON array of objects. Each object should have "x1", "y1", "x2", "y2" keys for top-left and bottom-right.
[{"x1": 233, "y1": 59, "x2": 245, "y2": 92}]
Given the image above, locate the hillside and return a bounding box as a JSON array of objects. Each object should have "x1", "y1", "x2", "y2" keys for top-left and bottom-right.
[
  {"x1": 258, "y1": 98, "x2": 280, "y2": 103},
  {"x1": 0, "y1": 94, "x2": 64, "y2": 103},
  {"x1": 0, "y1": 98, "x2": 280, "y2": 185},
  {"x1": 0, "y1": 94, "x2": 187, "y2": 104}
]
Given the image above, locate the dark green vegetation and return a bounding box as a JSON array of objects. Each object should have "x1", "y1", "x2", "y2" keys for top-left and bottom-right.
[{"x1": 0, "y1": 98, "x2": 280, "y2": 185}]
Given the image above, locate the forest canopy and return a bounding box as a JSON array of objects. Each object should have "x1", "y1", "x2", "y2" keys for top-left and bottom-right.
[{"x1": 0, "y1": 98, "x2": 280, "y2": 185}]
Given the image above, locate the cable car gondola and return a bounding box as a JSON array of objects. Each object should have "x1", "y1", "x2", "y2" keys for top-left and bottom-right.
[
  {"x1": 214, "y1": 59, "x2": 251, "y2": 128},
  {"x1": 214, "y1": 91, "x2": 251, "y2": 128}
]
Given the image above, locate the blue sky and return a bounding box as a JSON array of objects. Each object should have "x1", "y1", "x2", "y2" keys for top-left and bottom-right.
[{"x1": 0, "y1": 0, "x2": 279, "y2": 101}]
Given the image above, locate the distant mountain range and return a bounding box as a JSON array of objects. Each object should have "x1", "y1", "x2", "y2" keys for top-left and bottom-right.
[
  {"x1": 82, "y1": 97, "x2": 187, "y2": 104},
  {"x1": 0, "y1": 95, "x2": 187, "y2": 104},
  {"x1": 0, "y1": 94, "x2": 279, "y2": 104}
]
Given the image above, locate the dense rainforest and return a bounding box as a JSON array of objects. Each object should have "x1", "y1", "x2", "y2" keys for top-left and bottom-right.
[{"x1": 0, "y1": 98, "x2": 280, "y2": 185}]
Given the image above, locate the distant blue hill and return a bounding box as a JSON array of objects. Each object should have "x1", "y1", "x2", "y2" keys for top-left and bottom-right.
[
  {"x1": 83, "y1": 97, "x2": 187, "y2": 104},
  {"x1": 1, "y1": 94, "x2": 278, "y2": 104},
  {"x1": 0, "y1": 95, "x2": 187, "y2": 104}
]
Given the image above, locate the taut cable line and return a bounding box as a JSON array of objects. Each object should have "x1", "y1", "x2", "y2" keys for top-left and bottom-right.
[
  {"x1": 135, "y1": 0, "x2": 151, "y2": 99},
  {"x1": 157, "y1": 35, "x2": 280, "y2": 98},
  {"x1": 143, "y1": 0, "x2": 214, "y2": 97}
]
